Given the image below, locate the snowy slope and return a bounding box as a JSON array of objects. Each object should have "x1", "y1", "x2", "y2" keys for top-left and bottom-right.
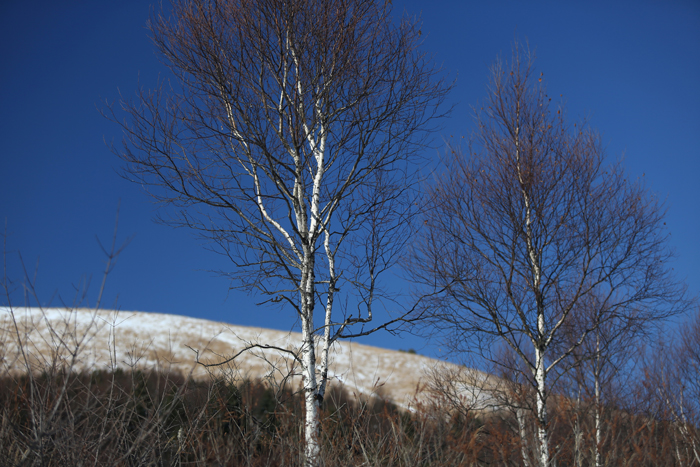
[{"x1": 0, "y1": 307, "x2": 493, "y2": 410}]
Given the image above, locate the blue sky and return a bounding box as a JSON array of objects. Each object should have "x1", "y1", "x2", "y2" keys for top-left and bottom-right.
[{"x1": 1, "y1": 1, "x2": 698, "y2": 358}]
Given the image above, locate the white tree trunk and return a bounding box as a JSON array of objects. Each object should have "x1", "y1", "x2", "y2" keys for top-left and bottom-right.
[
  {"x1": 518, "y1": 114, "x2": 550, "y2": 467},
  {"x1": 574, "y1": 388, "x2": 583, "y2": 467},
  {"x1": 535, "y1": 346, "x2": 550, "y2": 467},
  {"x1": 594, "y1": 333, "x2": 602, "y2": 467},
  {"x1": 516, "y1": 408, "x2": 532, "y2": 467},
  {"x1": 301, "y1": 323, "x2": 321, "y2": 466},
  {"x1": 300, "y1": 241, "x2": 322, "y2": 466}
]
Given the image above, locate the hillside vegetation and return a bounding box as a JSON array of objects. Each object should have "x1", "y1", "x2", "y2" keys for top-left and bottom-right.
[{"x1": 1, "y1": 306, "x2": 696, "y2": 466}]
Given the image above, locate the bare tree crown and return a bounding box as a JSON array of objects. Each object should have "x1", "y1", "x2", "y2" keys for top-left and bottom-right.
[
  {"x1": 418, "y1": 48, "x2": 679, "y2": 358},
  {"x1": 116, "y1": 0, "x2": 448, "y2": 324}
]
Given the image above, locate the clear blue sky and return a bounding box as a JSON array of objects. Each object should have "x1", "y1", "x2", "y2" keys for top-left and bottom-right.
[{"x1": 1, "y1": 1, "x2": 698, "y2": 358}]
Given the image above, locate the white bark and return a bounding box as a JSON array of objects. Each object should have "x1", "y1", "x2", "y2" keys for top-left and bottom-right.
[
  {"x1": 573, "y1": 389, "x2": 583, "y2": 467},
  {"x1": 516, "y1": 407, "x2": 532, "y2": 467},
  {"x1": 594, "y1": 332, "x2": 602, "y2": 467},
  {"x1": 534, "y1": 346, "x2": 549, "y2": 467},
  {"x1": 301, "y1": 316, "x2": 321, "y2": 465},
  {"x1": 516, "y1": 104, "x2": 550, "y2": 467}
]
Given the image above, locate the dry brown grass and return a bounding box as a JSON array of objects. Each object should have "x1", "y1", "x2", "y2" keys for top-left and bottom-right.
[{"x1": 1, "y1": 305, "x2": 696, "y2": 466}]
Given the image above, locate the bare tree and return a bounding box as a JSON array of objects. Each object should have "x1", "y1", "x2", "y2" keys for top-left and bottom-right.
[
  {"x1": 554, "y1": 290, "x2": 666, "y2": 466},
  {"x1": 110, "y1": 0, "x2": 448, "y2": 464},
  {"x1": 411, "y1": 43, "x2": 684, "y2": 467},
  {"x1": 646, "y1": 308, "x2": 700, "y2": 465}
]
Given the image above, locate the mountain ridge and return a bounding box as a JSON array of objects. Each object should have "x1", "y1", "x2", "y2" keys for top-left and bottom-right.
[{"x1": 0, "y1": 307, "x2": 491, "y2": 411}]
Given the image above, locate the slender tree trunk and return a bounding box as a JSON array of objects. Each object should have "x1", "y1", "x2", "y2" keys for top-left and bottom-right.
[
  {"x1": 594, "y1": 332, "x2": 602, "y2": 467},
  {"x1": 300, "y1": 246, "x2": 321, "y2": 466},
  {"x1": 516, "y1": 100, "x2": 550, "y2": 467},
  {"x1": 516, "y1": 407, "x2": 532, "y2": 467},
  {"x1": 535, "y1": 345, "x2": 550, "y2": 467},
  {"x1": 574, "y1": 387, "x2": 583, "y2": 467},
  {"x1": 301, "y1": 325, "x2": 320, "y2": 466}
]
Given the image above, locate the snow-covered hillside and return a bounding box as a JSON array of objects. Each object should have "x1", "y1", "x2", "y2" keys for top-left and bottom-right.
[{"x1": 0, "y1": 307, "x2": 494, "y2": 411}]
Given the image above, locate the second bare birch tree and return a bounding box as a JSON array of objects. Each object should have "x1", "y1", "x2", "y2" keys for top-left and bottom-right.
[{"x1": 412, "y1": 44, "x2": 683, "y2": 467}]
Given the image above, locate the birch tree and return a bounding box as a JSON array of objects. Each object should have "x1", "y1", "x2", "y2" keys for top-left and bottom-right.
[
  {"x1": 646, "y1": 309, "x2": 700, "y2": 465},
  {"x1": 412, "y1": 44, "x2": 682, "y2": 467},
  {"x1": 552, "y1": 296, "x2": 637, "y2": 466},
  {"x1": 111, "y1": 0, "x2": 448, "y2": 464}
]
